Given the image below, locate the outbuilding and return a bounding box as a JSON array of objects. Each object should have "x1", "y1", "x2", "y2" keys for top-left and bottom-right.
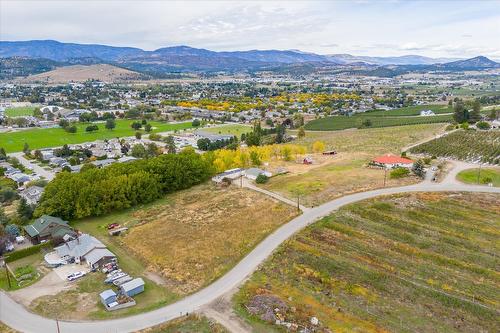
[
  {"x1": 99, "y1": 289, "x2": 117, "y2": 307},
  {"x1": 244, "y1": 168, "x2": 272, "y2": 181},
  {"x1": 120, "y1": 277, "x2": 145, "y2": 297}
]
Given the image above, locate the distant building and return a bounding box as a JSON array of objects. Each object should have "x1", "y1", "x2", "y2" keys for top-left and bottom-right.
[
  {"x1": 420, "y1": 110, "x2": 435, "y2": 116},
  {"x1": 372, "y1": 154, "x2": 413, "y2": 169},
  {"x1": 24, "y1": 215, "x2": 77, "y2": 245},
  {"x1": 19, "y1": 186, "x2": 44, "y2": 205}
]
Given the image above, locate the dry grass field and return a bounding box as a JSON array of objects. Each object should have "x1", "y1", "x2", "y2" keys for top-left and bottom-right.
[
  {"x1": 18, "y1": 64, "x2": 145, "y2": 83},
  {"x1": 235, "y1": 192, "x2": 500, "y2": 333},
  {"x1": 138, "y1": 315, "x2": 228, "y2": 333},
  {"x1": 261, "y1": 124, "x2": 445, "y2": 206},
  {"x1": 122, "y1": 184, "x2": 298, "y2": 294}
]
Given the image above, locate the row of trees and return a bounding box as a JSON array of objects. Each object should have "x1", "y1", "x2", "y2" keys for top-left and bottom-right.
[
  {"x1": 197, "y1": 137, "x2": 238, "y2": 151},
  {"x1": 35, "y1": 150, "x2": 213, "y2": 219}
]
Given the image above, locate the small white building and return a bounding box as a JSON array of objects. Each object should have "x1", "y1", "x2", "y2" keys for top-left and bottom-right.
[
  {"x1": 420, "y1": 110, "x2": 435, "y2": 116},
  {"x1": 244, "y1": 168, "x2": 273, "y2": 181}
]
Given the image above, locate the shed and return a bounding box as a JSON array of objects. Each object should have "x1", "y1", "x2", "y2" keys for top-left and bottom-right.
[
  {"x1": 99, "y1": 289, "x2": 117, "y2": 306},
  {"x1": 120, "y1": 277, "x2": 145, "y2": 297},
  {"x1": 244, "y1": 168, "x2": 272, "y2": 181}
]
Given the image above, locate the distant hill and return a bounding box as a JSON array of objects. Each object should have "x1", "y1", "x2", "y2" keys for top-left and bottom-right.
[
  {"x1": 1, "y1": 40, "x2": 498, "y2": 77},
  {"x1": 436, "y1": 56, "x2": 500, "y2": 70},
  {"x1": 17, "y1": 64, "x2": 147, "y2": 83}
]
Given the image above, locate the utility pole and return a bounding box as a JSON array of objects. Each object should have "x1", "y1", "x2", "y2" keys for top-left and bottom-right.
[
  {"x1": 383, "y1": 168, "x2": 387, "y2": 187},
  {"x1": 4, "y1": 264, "x2": 11, "y2": 289},
  {"x1": 297, "y1": 195, "x2": 300, "y2": 212},
  {"x1": 477, "y1": 163, "x2": 482, "y2": 184},
  {"x1": 56, "y1": 318, "x2": 60, "y2": 333}
]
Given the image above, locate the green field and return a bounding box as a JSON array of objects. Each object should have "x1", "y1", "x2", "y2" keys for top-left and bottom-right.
[
  {"x1": 200, "y1": 124, "x2": 252, "y2": 136},
  {"x1": 410, "y1": 130, "x2": 500, "y2": 164},
  {"x1": 364, "y1": 104, "x2": 452, "y2": 116},
  {"x1": 305, "y1": 113, "x2": 452, "y2": 131},
  {"x1": 457, "y1": 168, "x2": 500, "y2": 186},
  {"x1": 235, "y1": 192, "x2": 500, "y2": 333},
  {"x1": 0, "y1": 120, "x2": 193, "y2": 152},
  {"x1": 4, "y1": 106, "x2": 37, "y2": 117}
]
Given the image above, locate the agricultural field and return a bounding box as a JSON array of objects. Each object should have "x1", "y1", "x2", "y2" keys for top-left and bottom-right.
[
  {"x1": 261, "y1": 124, "x2": 445, "y2": 206},
  {"x1": 200, "y1": 124, "x2": 252, "y2": 136},
  {"x1": 0, "y1": 119, "x2": 193, "y2": 153},
  {"x1": 305, "y1": 112, "x2": 451, "y2": 131},
  {"x1": 234, "y1": 192, "x2": 500, "y2": 333},
  {"x1": 4, "y1": 106, "x2": 37, "y2": 117},
  {"x1": 364, "y1": 104, "x2": 452, "y2": 116},
  {"x1": 139, "y1": 315, "x2": 228, "y2": 333},
  {"x1": 457, "y1": 168, "x2": 500, "y2": 186},
  {"x1": 409, "y1": 130, "x2": 500, "y2": 164}
]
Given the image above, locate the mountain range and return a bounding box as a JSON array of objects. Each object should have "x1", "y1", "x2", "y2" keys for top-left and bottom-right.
[{"x1": 1, "y1": 40, "x2": 499, "y2": 78}]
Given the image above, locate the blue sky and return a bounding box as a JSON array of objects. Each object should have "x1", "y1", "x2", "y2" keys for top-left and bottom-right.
[{"x1": 1, "y1": 0, "x2": 499, "y2": 58}]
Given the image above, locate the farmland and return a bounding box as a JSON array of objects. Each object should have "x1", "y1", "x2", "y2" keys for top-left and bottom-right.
[
  {"x1": 364, "y1": 104, "x2": 452, "y2": 116},
  {"x1": 0, "y1": 119, "x2": 193, "y2": 153},
  {"x1": 4, "y1": 106, "x2": 37, "y2": 117},
  {"x1": 305, "y1": 113, "x2": 452, "y2": 131},
  {"x1": 409, "y1": 130, "x2": 500, "y2": 164},
  {"x1": 457, "y1": 168, "x2": 500, "y2": 186},
  {"x1": 261, "y1": 124, "x2": 444, "y2": 206},
  {"x1": 234, "y1": 192, "x2": 500, "y2": 333}
]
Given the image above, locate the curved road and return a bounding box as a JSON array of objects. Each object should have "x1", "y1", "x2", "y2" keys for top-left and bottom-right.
[{"x1": 1, "y1": 182, "x2": 499, "y2": 332}]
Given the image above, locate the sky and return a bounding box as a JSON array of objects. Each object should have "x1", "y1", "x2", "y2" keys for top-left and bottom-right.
[{"x1": 1, "y1": 0, "x2": 499, "y2": 59}]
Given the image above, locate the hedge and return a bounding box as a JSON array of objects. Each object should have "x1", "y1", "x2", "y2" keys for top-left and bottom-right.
[{"x1": 5, "y1": 241, "x2": 52, "y2": 263}]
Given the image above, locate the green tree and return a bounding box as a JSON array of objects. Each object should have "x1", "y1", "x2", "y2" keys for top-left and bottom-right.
[
  {"x1": 297, "y1": 126, "x2": 305, "y2": 138},
  {"x1": 66, "y1": 125, "x2": 77, "y2": 133},
  {"x1": 144, "y1": 123, "x2": 152, "y2": 132},
  {"x1": 135, "y1": 131, "x2": 142, "y2": 140},
  {"x1": 192, "y1": 119, "x2": 201, "y2": 127},
  {"x1": 131, "y1": 144, "x2": 147, "y2": 158},
  {"x1": 412, "y1": 159, "x2": 426, "y2": 179},
  {"x1": 0, "y1": 148, "x2": 6, "y2": 160},
  {"x1": 165, "y1": 136, "x2": 176, "y2": 154},
  {"x1": 23, "y1": 143, "x2": 30, "y2": 155},
  {"x1": 453, "y1": 100, "x2": 469, "y2": 123},
  {"x1": 131, "y1": 121, "x2": 142, "y2": 130},
  {"x1": 17, "y1": 198, "x2": 34, "y2": 221},
  {"x1": 469, "y1": 100, "x2": 482, "y2": 123},
  {"x1": 105, "y1": 118, "x2": 116, "y2": 130}
]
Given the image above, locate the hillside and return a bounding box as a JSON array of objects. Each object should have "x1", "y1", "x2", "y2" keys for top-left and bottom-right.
[{"x1": 17, "y1": 64, "x2": 147, "y2": 83}]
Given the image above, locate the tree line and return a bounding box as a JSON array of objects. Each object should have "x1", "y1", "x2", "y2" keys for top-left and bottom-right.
[{"x1": 35, "y1": 150, "x2": 213, "y2": 220}]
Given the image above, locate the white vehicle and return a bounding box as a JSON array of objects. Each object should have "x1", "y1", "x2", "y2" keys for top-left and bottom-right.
[{"x1": 67, "y1": 271, "x2": 86, "y2": 281}]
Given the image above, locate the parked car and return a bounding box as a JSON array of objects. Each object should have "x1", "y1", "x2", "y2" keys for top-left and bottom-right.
[
  {"x1": 107, "y1": 223, "x2": 120, "y2": 230},
  {"x1": 67, "y1": 271, "x2": 86, "y2": 281}
]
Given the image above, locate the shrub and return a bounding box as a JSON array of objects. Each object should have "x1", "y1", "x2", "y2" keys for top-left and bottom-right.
[
  {"x1": 5, "y1": 241, "x2": 52, "y2": 263},
  {"x1": 476, "y1": 121, "x2": 491, "y2": 130},
  {"x1": 390, "y1": 167, "x2": 410, "y2": 179},
  {"x1": 256, "y1": 174, "x2": 269, "y2": 184}
]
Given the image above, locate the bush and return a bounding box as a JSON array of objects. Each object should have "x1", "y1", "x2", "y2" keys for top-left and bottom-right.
[
  {"x1": 5, "y1": 241, "x2": 52, "y2": 263},
  {"x1": 390, "y1": 167, "x2": 410, "y2": 179},
  {"x1": 256, "y1": 174, "x2": 269, "y2": 184},
  {"x1": 423, "y1": 157, "x2": 432, "y2": 165},
  {"x1": 476, "y1": 121, "x2": 491, "y2": 130}
]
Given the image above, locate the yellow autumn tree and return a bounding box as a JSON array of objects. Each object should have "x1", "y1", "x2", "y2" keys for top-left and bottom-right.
[{"x1": 312, "y1": 141, "x2": 326, "y2": 153}]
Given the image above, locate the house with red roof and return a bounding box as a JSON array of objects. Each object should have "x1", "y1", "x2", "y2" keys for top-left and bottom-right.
[{"x1": 372, "y1": 154, "x2": 413, "y2": 169}]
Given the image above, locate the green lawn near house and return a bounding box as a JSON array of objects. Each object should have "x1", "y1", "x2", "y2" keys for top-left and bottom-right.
[
  {"x1": 0, "y1": 120, "x2": 193, "y2": 152},
  {"x1": 457, "y1": 168, "x2": 500, "y2": 186}
]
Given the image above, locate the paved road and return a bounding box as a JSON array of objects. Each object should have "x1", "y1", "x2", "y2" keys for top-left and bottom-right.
[
  {"x1": 8, "y1": 152, "x2": 56, "y2": 181},
  {"x1": 1, "y1": 182, "x2": 499, "y2": 333}
]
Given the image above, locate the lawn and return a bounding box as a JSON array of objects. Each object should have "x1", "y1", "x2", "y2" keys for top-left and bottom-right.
[
  {"x1": 199, "y1": 124, "x2": 252, "y2": 136},
  {"x1": 409, "y1": 130, "x2": 500, "y2": 164},
  {"x1": 4, "y1": 106, "x2": 37, "y2": 117},
  {"x1": 0, "y1": 252, "x2": 46, "y2": 291},
  {"x1": 234, "y1": 192, "x2": 500, "y2": 333},
  {"x1": 457, "y1": 168, "x2": 500, "y2": 186},
  {"x1": 261, "y1": 124, "x2": 445, "y2": 206},
  {"x1": 0, "y1": 119, "x2": 193, "y2": 153},
  {"x1": 305, "y1": 113, "x2": 452, "y2": 131},
  {"x1": 139, "y1": 314, "x2": 228, "y2": 333}
]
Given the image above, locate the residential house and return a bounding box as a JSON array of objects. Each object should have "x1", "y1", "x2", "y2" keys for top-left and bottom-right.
[
  {"x1": 244, "y1": 168, "x2": 272, "y2": 181},
  {"x1": 54, "y1": 234, "x2": 116, "y2": 269},
  {"x1": 19, "y1": 186, "x2": 44, "y2": 205},
  {"x1": 372, "y1": 154, "x2": 413, "y2": 169},
  {"x1": 24, "y1": 215, "x2": 77, "y2": 245}
]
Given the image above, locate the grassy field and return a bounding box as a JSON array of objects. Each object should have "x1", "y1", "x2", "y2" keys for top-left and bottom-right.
[
  {"x1": 261, "y1": 124, "x2": 444, "y2": 206},
  {"x1": 5, "y1": 106, "x2": 37, "y2": 117},
  {"x1": 234, "y1": 192, "x2": 500, "y2": 333},
  {"x1": 0, "y1": 120, "x2": 193, "y2": 153},
  {"x1": 120, "y1": 183, "x2": 297, "y2": 294},
  {"x1": 36, "y1": 182, "x2": 296, "y2": 320},
  {"x1": 305, "y1": 113, "x2": 452, "y2": 131},
  {"x1": 457, "y1": 168, "x2": 500, "y2": 186},
  {"x1": 139, "y1": 315, "x2": 228, "y2": 333},
  {"x1": 410, "y1": 130, "x2": 500, "y2": 164},
  {"x1": 200, "y1": 124, "x2": 252, "y2": 136},
  {"x1": 365, "y1": 104, "x2": 452, "y2": 116},
  {"x1": 0, "y1": 322, "x2": 18, "y2": 333}
]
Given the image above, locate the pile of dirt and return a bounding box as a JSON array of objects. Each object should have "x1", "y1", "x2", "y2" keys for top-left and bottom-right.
[{"x1": 246, "y1": 294, "x2": 288, "y2": 322}]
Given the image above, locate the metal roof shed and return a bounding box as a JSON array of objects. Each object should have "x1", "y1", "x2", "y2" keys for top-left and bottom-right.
[
  {"x1": 120, "y1": 278, "x2": 145, "y2": 297},
  {"x1": 99, "y1": 289, "x2": 117, "y2": 306}
]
